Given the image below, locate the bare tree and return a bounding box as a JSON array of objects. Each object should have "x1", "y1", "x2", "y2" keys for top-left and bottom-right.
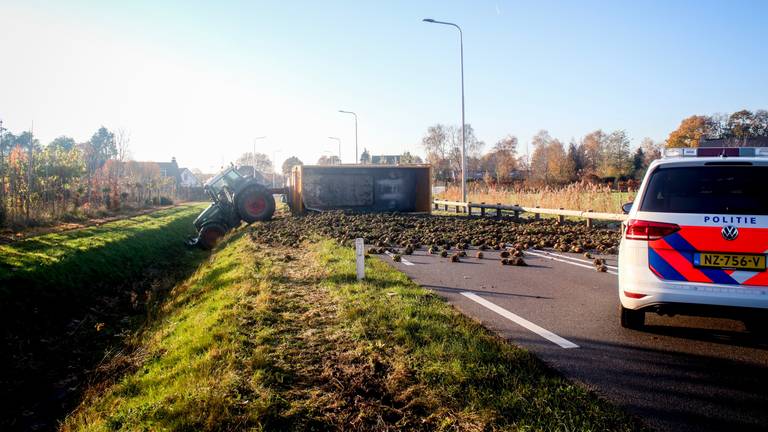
[
  {"x1": 236, "y1": 152, "x2": 273, "y2": 173},
  {"x1": 115, "y1": 129, "x2": 131, "y2": 163},
  {"x1": 447, "y1": 124, "x2": 484, "y2": 180},
  {"x1": 421, "y1": 124, "x2": 451, "y2": 180}
]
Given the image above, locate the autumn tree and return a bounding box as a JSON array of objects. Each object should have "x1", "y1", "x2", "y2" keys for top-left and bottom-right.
[
  {"x1": 482, "y1": 135, "x2": 518, "y2": 182},
  {"x1": 580, "y1": 130, "x2": 606, "y2": 174},
  {"x1": 529, "y1": 130, "x2": 572, "y2": 185},
  {"x1": 666, "y1": 115, "x2": 714, "y2": 148}
]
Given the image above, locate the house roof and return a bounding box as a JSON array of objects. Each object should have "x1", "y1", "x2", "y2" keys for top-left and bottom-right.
[
  {"x1": 700, "y1": 137, "x2": 768, "y2": 147},
  {"x1": 371, "y1": 155, "x2": 402, "y2": 164}
]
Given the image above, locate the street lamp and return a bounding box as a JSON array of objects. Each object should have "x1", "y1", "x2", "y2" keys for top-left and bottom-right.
[
  {"x1": 272, "y1": 149, "x2": 282, "y2": 187},
  {"x1": 423, "y1": 18, "x2": 467, "y2": 203},
  {"x1": 328, "y1": 137, "x2": 341, "y2": 162},
  {"x1": 338, "y1": 110, "x2": 358, "y2": 164},
  {"x1": 253, "y1": 136, "x2": 266, "y2": 178}
]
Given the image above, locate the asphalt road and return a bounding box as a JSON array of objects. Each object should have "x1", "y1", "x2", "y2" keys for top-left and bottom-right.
[{"x1": 378, "y1": 247, "x2": 768, "y2": 432}]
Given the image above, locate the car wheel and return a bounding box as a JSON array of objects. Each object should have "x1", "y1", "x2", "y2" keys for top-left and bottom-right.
[
  {"x1": 744, "y1": 317, "x2": 768, "y2": 335},
  {"x1": 198, "y1": 224, "x2": 226, "y2": 250},
  {"x1": 236, "y1": 185, "x2": 276, "y2": 223},
  {"x1": 620, "y1": 306, "x2": 645, "y2": 329}
]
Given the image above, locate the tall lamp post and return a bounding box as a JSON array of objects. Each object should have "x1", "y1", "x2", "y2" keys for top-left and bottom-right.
[
  {"x1": 423, "y1": 18, "x2": 467, "y2": 203},
  {"x1": 272, "y1": 149, "x2": 282, "y2": 187},
  {"x1": 327, "y1": 137, "x2": 341, "y2": 163},
  {"x1": 338, "y1": 110, "x2": 358, "y2": 164},
  {"x1": 253, "y1": 136, "x2": 266, "y2": 178}
]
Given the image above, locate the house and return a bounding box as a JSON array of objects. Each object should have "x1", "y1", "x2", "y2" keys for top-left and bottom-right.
[
  {"x1": 699, "y1": 137, "x2": 768, "y2": 147},
  {"x1": 179, "y1": 168, "x2": 202, "y2": 187},
  {"x1": 122, "y1": 157, "x2": 207, "y2": 202},
  {"x1": 157, "y1": 157, "x2": 182, "y2": 184},
  {"x1": 371, "y1": 155, "x2": 402, "y2": 165}
]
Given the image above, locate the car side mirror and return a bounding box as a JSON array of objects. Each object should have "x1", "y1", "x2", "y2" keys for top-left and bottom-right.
[{"x1": 621, "y1": 202, "x2": 633, "y2": 214}]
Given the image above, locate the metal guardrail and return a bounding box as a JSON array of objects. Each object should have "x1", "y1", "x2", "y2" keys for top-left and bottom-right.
[{"x1": 432, "y1": 199, "x2": 627, "y2": 226}]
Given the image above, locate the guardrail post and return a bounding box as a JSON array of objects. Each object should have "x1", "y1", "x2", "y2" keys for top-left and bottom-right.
[
  {"x1": 480, "y1": 202, "x2": 486, "y2": 217},
  {"x1": 586, "y1": 210, "x2": 594, "y2": 228},
  {"x1": 513, "y1": 204, "x2": 520, "y2": 220},
  {"x1": 455, "y1": 204, "x2": 460, "y2": 213},
  {"x1": 496, "y1": 203, "x2": 502, "y2": 218},
  {"x1": 558, "y1": 208, "x2": 565, "y2": 224},
  {"x1": 434, "y1": 202, "x2": 438, "y2": 210},
  {"x1": 535, "y1": 206, "x2": 541, "y2": 220},
  {"x1": 444, "y1": 203, "x2": 448, "y2": 212}
]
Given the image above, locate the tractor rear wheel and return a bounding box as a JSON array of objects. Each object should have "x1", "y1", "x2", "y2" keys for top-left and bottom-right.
[
  {"x1": 198, "y1": 224, "x2": 226, "y2": 250},
  {"x1": 236, "y1": 186, "x2": 276, "y2": 223}
]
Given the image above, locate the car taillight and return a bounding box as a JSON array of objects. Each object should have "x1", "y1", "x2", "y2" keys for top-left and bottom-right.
[{"x1": 625, "y1": 219, "x2": 680, "y2": 241}]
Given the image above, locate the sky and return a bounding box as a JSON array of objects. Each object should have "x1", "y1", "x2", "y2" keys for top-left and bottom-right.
[{"x1": 1, "y1": 0, "x2": 766, "y2": 172}]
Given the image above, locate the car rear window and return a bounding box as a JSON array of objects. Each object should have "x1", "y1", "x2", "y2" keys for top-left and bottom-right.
[{"x1": 640, "y1": 165, "x2": 768, "y2": 215}]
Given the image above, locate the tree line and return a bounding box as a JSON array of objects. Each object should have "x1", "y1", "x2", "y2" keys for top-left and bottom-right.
[
  {"x1": 421, "y1": 108, "x2": 766, "y2": 187},
  {"x1": 666, "y1": 109, "x2": 768, "y2": 148},
  {"x1": 0, "y1": 125, "x2": 176, "y2": 227}
]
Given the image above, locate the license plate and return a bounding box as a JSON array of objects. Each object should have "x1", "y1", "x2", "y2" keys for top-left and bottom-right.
[{"x1": 694, "y1": 253, "x2": 766, "y2": 271}]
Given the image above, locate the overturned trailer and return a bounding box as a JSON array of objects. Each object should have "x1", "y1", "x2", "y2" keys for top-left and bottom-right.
[
  {"x1": 286, "y1": 164, "x2": 432, "y2": 214},
  {"x1": 188, "y1": 164, "x2": 431, "y2": 249}
]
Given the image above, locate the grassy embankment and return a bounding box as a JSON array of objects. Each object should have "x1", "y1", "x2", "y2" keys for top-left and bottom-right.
[
  {"x1": 64, "y1": 228, "x2": 643, "y2": 431},
  {"x1": 0, "y1": 203, "x2": 207, "y2": 430}
]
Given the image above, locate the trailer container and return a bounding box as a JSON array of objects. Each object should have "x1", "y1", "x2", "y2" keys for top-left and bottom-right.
[{"x1": 288, "y1": 164, "x2": 432, "y2": 213}]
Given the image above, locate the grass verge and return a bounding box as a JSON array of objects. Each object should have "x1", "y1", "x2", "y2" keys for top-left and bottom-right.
[
  {"x1": 63, "y1": 229, "x2": 642, "y2": 431},
  {"x1": 0, "y1": 204, "x2": 207, "y2": 430}
]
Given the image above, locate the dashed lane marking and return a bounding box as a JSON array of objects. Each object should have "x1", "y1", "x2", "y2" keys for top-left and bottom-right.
[
  {"x1": 461, "y1": 292, "x2": 579, "y2": 349},
  {"x1": 524, "y1": 249, "x2": 619, "y2": 275},
  {"x1": 531, "y1": 249, "x2": 618, "y2": 270},
  {"x1": 385, "y1": 251, "x2": 415, "y2": 266}
]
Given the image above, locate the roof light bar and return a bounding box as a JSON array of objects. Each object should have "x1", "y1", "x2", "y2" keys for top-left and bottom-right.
[
  {"x1": 664, "y1": 148, "x2": 696, "y2": 158},
  {"x1": 663, "y1": 147, "x2": 768, "y2": 158}
]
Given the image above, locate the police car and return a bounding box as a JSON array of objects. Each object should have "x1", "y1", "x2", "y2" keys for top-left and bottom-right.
[{"x1": 618, "y1": 146, "x2": 768, "y2": 332}]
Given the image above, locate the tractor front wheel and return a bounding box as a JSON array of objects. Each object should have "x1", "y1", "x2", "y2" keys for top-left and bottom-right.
[
  {"x1": 198, "y1": 224, "x2": 226, "y2": 250},
  {"x1": 236, "y1": 186, "x2": 276, "y2": 223}
]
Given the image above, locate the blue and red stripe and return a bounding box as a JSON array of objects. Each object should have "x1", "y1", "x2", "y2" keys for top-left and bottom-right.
[{"x1": 649, "y1": 232, "x2": 739, "y2": 285}]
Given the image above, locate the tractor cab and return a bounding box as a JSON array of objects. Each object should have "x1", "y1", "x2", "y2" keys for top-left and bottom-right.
[
  {"x1": 187, "y1": 166, "x2": 276, "y2": 249},
  {"x1": 204, "y1": 167, "x2": 249, "y2": 199}
]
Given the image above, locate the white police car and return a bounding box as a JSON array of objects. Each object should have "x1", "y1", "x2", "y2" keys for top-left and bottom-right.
[{"x1": 618, "y1": 147, "x2": 768, "y2": 331}]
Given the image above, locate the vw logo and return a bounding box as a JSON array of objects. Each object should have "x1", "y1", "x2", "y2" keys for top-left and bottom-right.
[{"x1": 721, "y1": 225, "x2": 739, "y2": 241}]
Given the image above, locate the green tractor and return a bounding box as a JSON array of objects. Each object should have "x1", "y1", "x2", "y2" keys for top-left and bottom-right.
[{"x1": 188, "y1": 167, "x2": 278, "y2": 249}]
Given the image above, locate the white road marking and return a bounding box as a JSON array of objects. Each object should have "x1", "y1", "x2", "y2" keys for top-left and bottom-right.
[
  {"x1": 524, "y1": 249, "x2": 618, "y2": 275},
  {"x1": 385, "y1": 251, "x2": 415, "y2": 266},
  {"x1": 461, "y1": 292, "x2": 579, "y2": 349},
  {"x1": 532, "y1": 249, "x2": 618, "y2": 270}
]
